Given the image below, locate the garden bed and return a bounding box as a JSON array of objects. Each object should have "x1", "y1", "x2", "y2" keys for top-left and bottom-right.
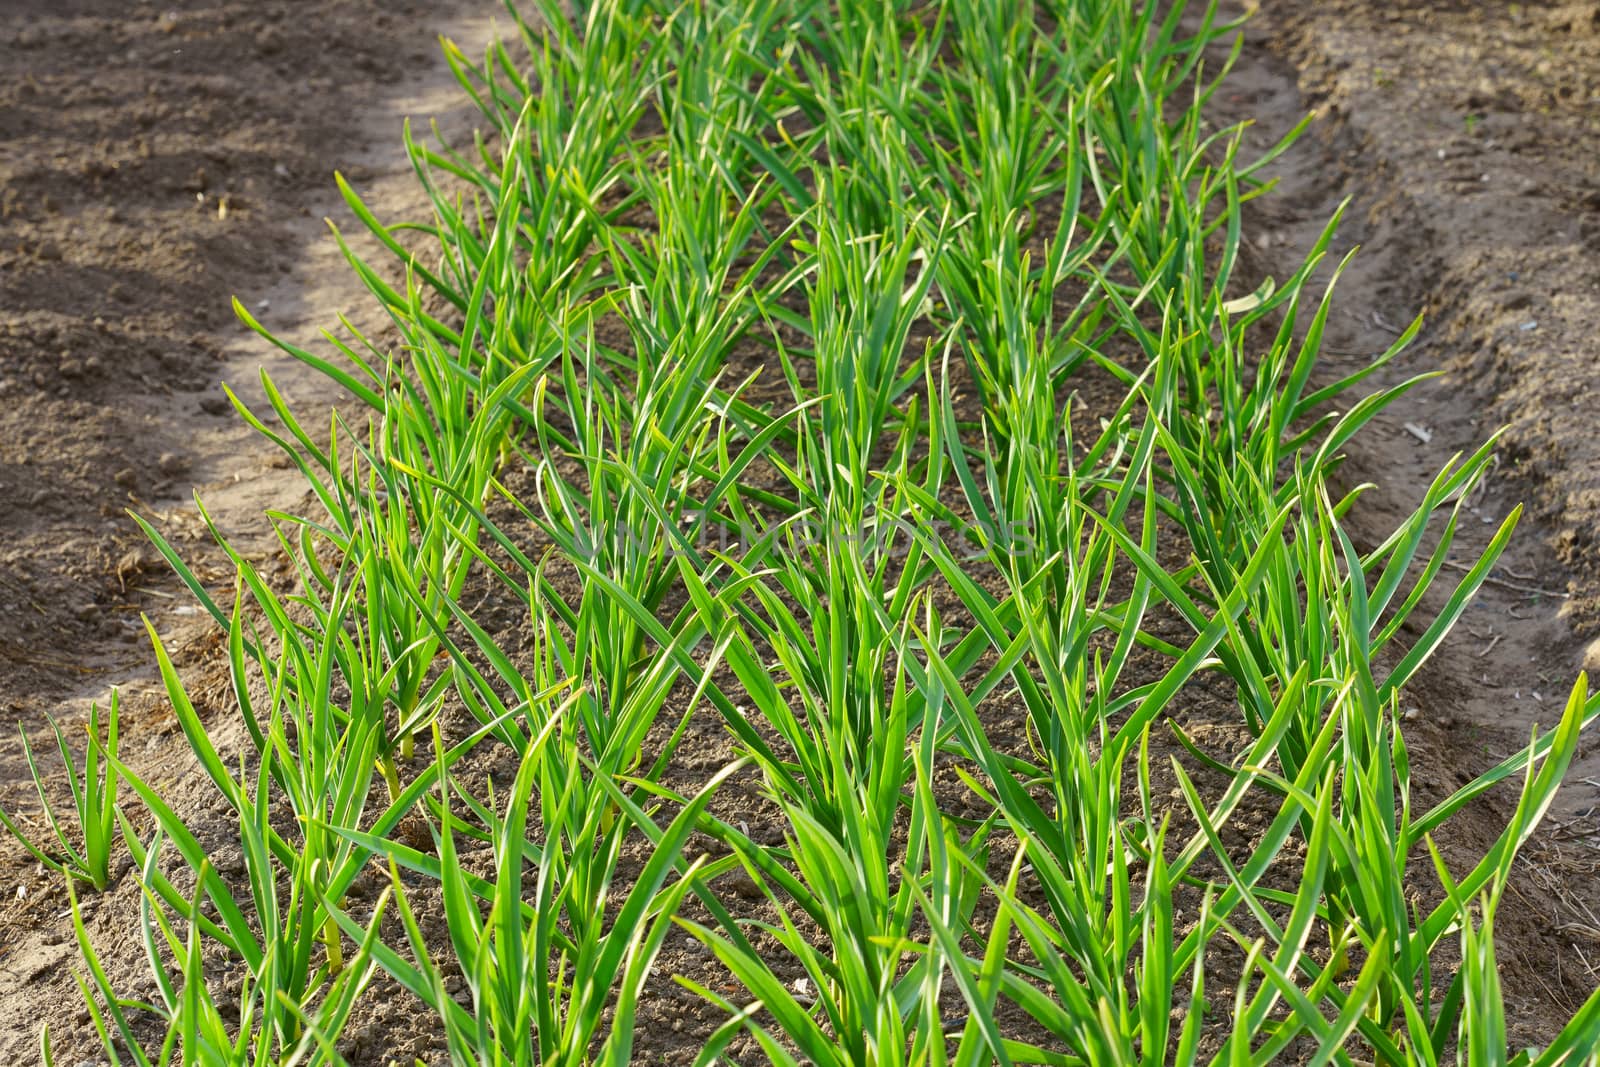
[{"x1": 3, "y1": 2, "x2": 1598, "y2": 1063}]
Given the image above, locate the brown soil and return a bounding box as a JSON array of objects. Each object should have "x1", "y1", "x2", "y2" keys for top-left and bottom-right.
[
  {"x1": 2, "y1": 0, "x2": 461, "y2": 710},
  {"x1": 3, "y1": 0, "x2": 1599, "y2": 1063},
  {"x1": 1218, "y1": 0, "x2": 1600, "y2": 1040},
  {"x1": 0, "y1": 0, "x2": 491, "y2": 1057}
]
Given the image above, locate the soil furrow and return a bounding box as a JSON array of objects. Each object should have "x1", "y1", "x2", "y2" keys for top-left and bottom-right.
[
  {"x1": 1214, "y1": 0, "x2": 1600, "y2": 1040},
  {"x1": 0, "y1": 3, "x2": 491, "y2": 1055}
]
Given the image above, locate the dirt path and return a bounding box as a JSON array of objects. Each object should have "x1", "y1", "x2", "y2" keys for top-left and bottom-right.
[
  {"x1": 1214, "y1": 0, "x2": 1600, "y2": 1041},
  {"x1": 0, "y1": 2, "x2": 493, "y2": 1056}
]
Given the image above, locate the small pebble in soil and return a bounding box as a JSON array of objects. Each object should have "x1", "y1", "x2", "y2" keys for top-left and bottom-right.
[
  {"x1": 727, "y1": 874, "x2": 763, "y2": 899},
  {"x1": 157, "y1": 451, "x2": 188, "y2": 475}
]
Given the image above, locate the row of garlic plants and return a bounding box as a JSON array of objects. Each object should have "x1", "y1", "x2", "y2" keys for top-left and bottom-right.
[{"x1": 22, "y1": 1, "x2": 1598, "y2": 1065}]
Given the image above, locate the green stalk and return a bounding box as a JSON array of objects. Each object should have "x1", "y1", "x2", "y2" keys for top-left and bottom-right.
[{"x1": 379, "y1": 753, "x2": 403, "y2": 807}]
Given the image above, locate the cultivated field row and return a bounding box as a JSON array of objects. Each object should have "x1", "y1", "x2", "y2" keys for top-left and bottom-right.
[{"x1": 10, "y1": 1, "x2": 1599, "y2": 1063}]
